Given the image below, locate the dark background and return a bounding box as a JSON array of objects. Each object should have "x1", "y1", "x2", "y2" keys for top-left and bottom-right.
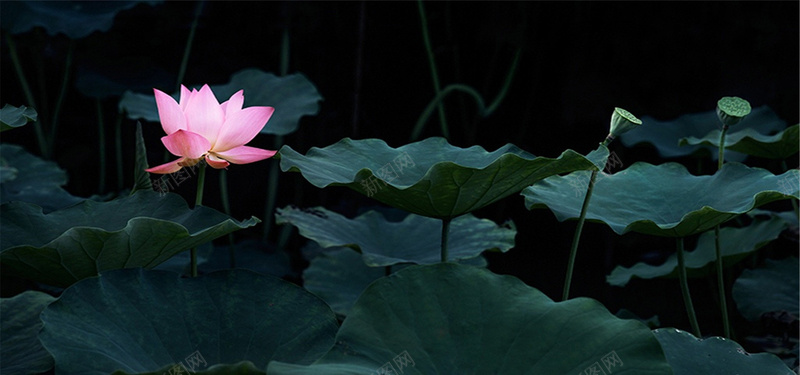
[{"x1": 2, "y1": 0, "x2": 798, "y2": 348}]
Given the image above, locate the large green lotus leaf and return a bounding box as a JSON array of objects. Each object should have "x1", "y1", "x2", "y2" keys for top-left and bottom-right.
[
  {"x1": 523, "y1": 162, "x2": 800, "y2": 237},
  {"x1": 654, "y1": 328, "x2": 793, "y2": 374},
  {"x1": 269, "y1": 263, "x2": 671, "y2": 374},
  {"x1": 302, "y1": 246, "x2": 486, "y2": 317},
  {"x1": 120, "y1": 69, "x2": 321, "y2": 136},
  {"x1": 0, "y1": 190, "x2": 259, "y2": 287},
  {"x1": 679, "y1": 124, "x2": 799, "y2": 160},
  {"x1": 209, "y1": 69, "x2": 322, "y2": 136},
  {"x1": 0, "y1": 104, "x2": 37, "y2": 132},
  {"x1": 0, "y1": 291, "x2": 56, "y2": 375},
  {"x1": 732, "y1": 257, "x2": 799, "y2": 322},
  {"x1": 303, "y1": 247, "x2": 393, "y2": 317},
  {"x1": 606, "y1": 215, "x2": 788, "y2": 286},
  {"x1": 39, "y1": 268, "x2": 338, "y2": 375},
  {"x1": 275, "y1": 205, "x2": 515, "y2": 266},
  {"x1": 619, "y1": 105, "x2": 786, "y2": 161},
  {"x1": 279, "y1": 137, "x2": 601, "y2": 218},
  {"x1": 0, "y1": 144, "x2": 83, "y2": 213},
  {"x1": 0, "y1": 1, "x2": 160, "y2": 38},
  {"x1": 118, "y1": 90, "x2": 159, "y2": 121}
]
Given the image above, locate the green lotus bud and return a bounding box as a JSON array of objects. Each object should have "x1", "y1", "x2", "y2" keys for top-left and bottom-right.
[
  {"x1": 607, "y1": 107, "x2": 642, "y2": 141},
  {"x1": 716, "y1": 96, "x2": 751, "y2": 127}
]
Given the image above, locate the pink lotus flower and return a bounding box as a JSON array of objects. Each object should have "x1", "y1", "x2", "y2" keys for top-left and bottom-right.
[{"x1": 146, "y1": 84, "x2": 276, "y2": 174}]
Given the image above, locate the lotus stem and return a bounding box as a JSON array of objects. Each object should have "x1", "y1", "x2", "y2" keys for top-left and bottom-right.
[
  {"x1": 409, "y1": 44, "x2": 520, "y2": 141},
  {"x1": 190, "y1": 162, "x2": 207, "y2": 278},
  {"x1": 714, "y1": 226, "x2": 731, "y2": 338},
  {"x1": 485, "y1": 47, "x2": 522, "y2": 115},
  {"x1": 47, "y1": 40, "x2": 75, "y2": 156},
  {"x1": 219, "y1": 169, "x2": 236, "y2": 268},
  {"x1": 562, "y1": 169, "x2": 598, "y2": 301},
  {"x1": 441, "y1": 217, "x2": 452, "y2": 263},
  {"x1": 677, "y1": 237, "x2": 702, "y2": 337},
  {"x1": 717, "y1": 125, "x2": 728, "y2": 170},
  {"x1": 714, "y1": 126, "x2": 732, "y2": 338},
  {"x1": 412, "y1": 84, "x2": 486, "y2": 141},
  {"x1": 6, "y1": 34, "x2": 48, "y2": 158},
  {"x1": 195, "y1": 162, "x2": 206, "y2": 207},
  {"x1": 562, "y1": 139, "x2": 612, "y2": 301},
  {"x1": 351, "y1": 0, "x2": 367, "y2": 137},
  {"x1": 417, "y1": 0, "x2": 449, "y2": 140},
  {"x1": 176, "y1": 0, "x2": 204, "y2": 92},
  {"x1": 96, "y1": 100, "x2": 106, "y2": 194},
  {"x1": 114, "y1": 112, "x2": 124, "y2": 190},
  {"x1": 262, "y1": 139, "x2": 283, "y2": 243},
  {"x1": 263, "y1": 27, "x2": 291, "y2": 243}
]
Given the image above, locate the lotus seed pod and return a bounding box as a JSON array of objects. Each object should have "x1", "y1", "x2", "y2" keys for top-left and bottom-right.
[
  {"x1": 608, "y1": 107, "x2": 642, "y2": 140},
  {"x1": 716, "y1": 96, "x2": 751, "y2": 127}
]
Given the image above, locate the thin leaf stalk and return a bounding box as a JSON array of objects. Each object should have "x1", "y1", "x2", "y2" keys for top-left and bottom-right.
[
  {"x1": 47, "y1": 40, "x2": 75, "y2": 155},
  {"x1": 191, "y1": 162, "x2": 207, "y2": 277},
  {"x1": 114, "y1": 112, "x2": 124, "y2": 190},
  {"x1": 562, "y1": 139, "x2": 612, "y2": 301},
  {"x1": 96, "y1": 100, "x2": 106, "y2": 193},
  {"x1": 715, "y1": 125, "x2": 731, "y2": 338},
  {"x1": 263, "y1": 138, "x2": 283, "y2": 242},
  {"x1": 175, "y1": 0, "x2": 205, "y2": 92},
  {"x1": 562, "y1": 169, "x2": 598, "y2": 301},
  {"x1": 412, "y1": 84, "x2": 485, "y2": 141},
  {"x1": 219, "y1": 169, "x2": 236, "y2": 268},
  {"x1": 677, "y1": 237, "x2": 702, "y2": 337},
  {"x1": 263, "y1": 27, "x2": 291, "y2": 242},
  {"x1": 485, "y1": 47, "x2": 522, "y2": 115},
  {"x1": 417, "y1": 0, "x2": 449, "y2": 140},
  {"x1": 5, "y1": 34, "x2": 47, "y2": 158}
]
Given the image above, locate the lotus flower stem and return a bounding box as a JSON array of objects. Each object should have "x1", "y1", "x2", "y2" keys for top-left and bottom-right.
[
  {"x1": 195, "y1": 162, "x2": 206, "y2": 207},
  {"x1": 562, "y1": 138, "x2": 614, "y2": 301},
  {"x1": 263, "y1": 138, "x2": 283, "y2": 243},
  {"x1": 412, "y1": 84, "x2": 484, "y2": 141},
  {"x1": 441, "y1": 217, "x2": 452, "y2": 263},
  {"x1": 263, "y1": 28, "x2": 291, "y2": 243},
  {"x1": 714, "y1": 125, "x2": 732, "y2": 338},
  {"x1": 219, "y1": 169, "x2": 236, "y2": 267},
  {"x1": 677, "y1": 237, "x2": 702, "y2": 337},
  {"x1": 114, "y1": 112, "x2": 124, "y2": 190},
  {"x1": 96, "y1": 100, "x2": 107, "y2": 193},
  {"x1": 47, "y1": 40, "x2": 75, "y2": 155},
  {"x1": 175, "y1": 0, "x2": 204, "y2": 93},
  {"x1": 190, "y1": 162, "x2": 207, "y2": 277},
  {"x1": 5, "y1": 34, "x2": 47, "y2": 158},
  {"x1": 562, "y1": 169, "x2": 598, "y2": 301},
  {"x1": 417, "y1": 0, "x2": 450, "y2": 140},
  {"x1": 352, "y1": 0, "x2": 367, "y2": 137},
  {"x1": 717, "y1": 125, "x2": 728, "y2": 170},
  {"x1": 485, "y1": 48, "x2": 522, "y2": 115},
  {"x1": 713, "y1": 226, "x2": 730, "y2": 337},
  {"x1": 411, "y1": 48, "x2": 520, "y2": 142}
]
